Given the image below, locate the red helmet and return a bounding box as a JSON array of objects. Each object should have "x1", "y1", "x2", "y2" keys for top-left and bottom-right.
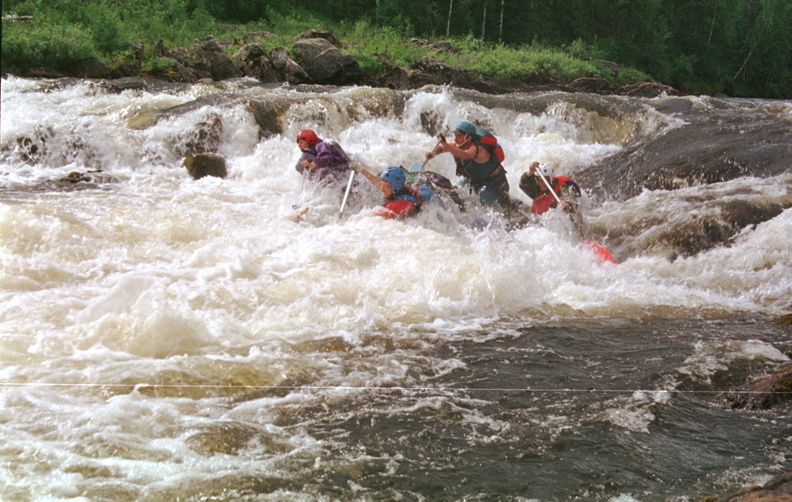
[{"x1": 296, "y1": 129, "x2": 318, "y2": 147}]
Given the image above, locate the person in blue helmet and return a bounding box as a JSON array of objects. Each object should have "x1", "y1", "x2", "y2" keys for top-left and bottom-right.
[
  {"x1": 424, "y1": 121, "x2": 510, "y2": 208},
  {"x1": 354, "y1": 165, "x2": 433, "y2": 219}
]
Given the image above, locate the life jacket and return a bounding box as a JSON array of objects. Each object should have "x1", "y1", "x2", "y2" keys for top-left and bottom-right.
[
  {"x1": 412, "y1": 170, "x2": 464, "y2": 210},
  {"x1": 389, "y1": 184, "x2": 425, "y2": 207},
  {"x1": 531, "y1": 176, "x2": 581, "y2": 215},
  {"x1": 380, "y1": 183, "x2": 434, "y2": 218},
  {"x1": 455, "y1": 127, "x2": 507, "y2": 189}
]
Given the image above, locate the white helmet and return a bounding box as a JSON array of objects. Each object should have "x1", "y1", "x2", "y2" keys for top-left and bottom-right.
[{"x1": 536, "y1": 162, "x2": 554, "y2": 178}]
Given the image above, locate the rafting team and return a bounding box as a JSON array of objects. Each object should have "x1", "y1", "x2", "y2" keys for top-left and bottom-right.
[{"x1": 295, "y1": 122, "x2": 584, "y2": 223}]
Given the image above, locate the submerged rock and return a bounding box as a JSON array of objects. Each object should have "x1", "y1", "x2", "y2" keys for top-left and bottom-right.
[
  {"x1": 183, "y1": 153, "x2": 227, "y2": 179},
  {"x1": 700, "y1": 471, "x2": 792, "y2": 501},
  {"x1": 727, "y1": 364, "x2": 792, "y2": 409}
]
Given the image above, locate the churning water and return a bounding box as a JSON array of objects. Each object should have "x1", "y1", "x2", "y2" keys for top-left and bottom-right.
[{"x1": 1, "y1": 76, "x2": 790, "y2": 501}]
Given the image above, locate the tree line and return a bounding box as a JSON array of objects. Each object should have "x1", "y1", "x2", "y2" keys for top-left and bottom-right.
[{"x1": 2, "y1": 0, "x2": 790, "y2": 98}]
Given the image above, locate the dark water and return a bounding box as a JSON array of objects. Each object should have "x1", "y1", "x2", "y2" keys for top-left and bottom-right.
[{"x1": 215, "y1": 315, "x2": 791, "y2": 501}]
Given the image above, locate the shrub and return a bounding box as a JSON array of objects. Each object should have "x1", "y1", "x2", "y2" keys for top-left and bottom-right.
[{"x1": 2, "y1": 20, "x2": 97, "y2": 68}]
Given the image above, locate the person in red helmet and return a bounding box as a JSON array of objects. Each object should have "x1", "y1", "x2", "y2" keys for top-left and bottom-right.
[{"x1": 295, "y1": 129, "x2": 350, "y2": 184}]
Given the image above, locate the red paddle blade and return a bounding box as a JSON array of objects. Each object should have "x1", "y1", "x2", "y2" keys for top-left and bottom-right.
[{"x1": 586, "y1": 241, "x2": 617, "y2": 264}]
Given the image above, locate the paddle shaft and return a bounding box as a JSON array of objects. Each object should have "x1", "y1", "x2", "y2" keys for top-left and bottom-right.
[
  {"x1": 338, "y1": 169, "x2": 356, "y2": 218},
  {"x1": 423, "y1": 138, "x2": 444, "y2": 169},
  {"x1": 535, "y1": 170, "x2": 563, "y2": 205}
]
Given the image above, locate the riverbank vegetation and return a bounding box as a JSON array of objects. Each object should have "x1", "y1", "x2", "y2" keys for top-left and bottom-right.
[{"x1": 2, "y1": 0, "x2": 790, "y2": 98}]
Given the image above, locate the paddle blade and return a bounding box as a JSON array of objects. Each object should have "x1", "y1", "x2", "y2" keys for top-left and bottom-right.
[
  {"x1": 586, "y1": 241, "x2": 616, "y2": 264},
  {"x1": 409, "y1": 162, "x2": 423, "y2": 172}
]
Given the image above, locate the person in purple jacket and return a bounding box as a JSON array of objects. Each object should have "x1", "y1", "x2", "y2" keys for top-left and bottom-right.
[{"x1": 295, "y1": 129, "x2": 350, "y2": 184}]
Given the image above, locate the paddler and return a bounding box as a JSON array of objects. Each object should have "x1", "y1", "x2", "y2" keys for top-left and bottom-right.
[
  {"x1": 295, "y1": 129, "x2": 351, "y2": 184},
  {"x1": 519, "y1": 161, "x2": 615, "y2": 264},
  {"x1": 519, "y1": 162, "x2": 582, "y2": 217},
  {"x1": 353, "y1": 165, "x2": 434, "y2": 219},
  {"x1": 424, "y1": 121, "x2": 510, "y2": 208}
]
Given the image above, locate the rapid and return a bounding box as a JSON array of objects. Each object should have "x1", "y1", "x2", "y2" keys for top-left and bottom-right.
[{"x1": 1, "y1": 76, "x2": 790, "y2": 501}]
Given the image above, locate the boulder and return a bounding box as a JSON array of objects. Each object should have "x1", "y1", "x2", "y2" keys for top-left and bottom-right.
[
  {"x1": 183, "y1": 154, "x2": 227, "y2": 179},
  {"x1": 292, "y1": 38, "x2": 361, "y2": 85},
  {"x1": 66, "y1": 57, "x2": 112, "y2": 79},
  {"x1": 232, "y1": 43, "x2": 281, "y2": 83},
  {"x1": 270, "y1": 47, "x2": 310, "y2": 84},
  {"x1": 188, "y1": 36, "x2": 243, "y2": 81}
]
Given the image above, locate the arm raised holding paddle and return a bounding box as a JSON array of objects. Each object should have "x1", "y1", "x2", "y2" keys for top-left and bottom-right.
[{"x1": 520, "y1": 161, "x2": 616, "y2": 264}]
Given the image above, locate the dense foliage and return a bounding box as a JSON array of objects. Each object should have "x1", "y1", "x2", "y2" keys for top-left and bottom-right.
[{"x1": 2, "y1": 0, "x2": 790, "y2": 97}]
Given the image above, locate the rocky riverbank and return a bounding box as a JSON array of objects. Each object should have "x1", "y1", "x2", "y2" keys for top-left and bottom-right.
[{"x1": 2, "y1": 29, "x2": 681, "y2": 98}]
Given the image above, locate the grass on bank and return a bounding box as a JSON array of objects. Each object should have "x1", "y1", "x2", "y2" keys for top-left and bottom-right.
[{"x1": 1, "y1": 2, "x2": 650, "y2": 86}]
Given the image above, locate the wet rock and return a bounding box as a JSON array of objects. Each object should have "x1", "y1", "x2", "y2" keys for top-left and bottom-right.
[
  {"x1": 700, "y1": 471, "x2": 792, "y2": 501},
  {"x1": 245, "y1": 100, "x2": 284, "y2": 139},
  {"x1": 775, "y1": 314, "x2": 792, "y2": 325},
  {"x1": 727, "y1": 365, "x2": 792, "y2": 409},
  {"x1": 620, "y1": 81, "x2": 681, "y2": 98},
  {"x1": 569, "y1": 76, "x2": 617, "y2": 94},
  {"x1": 58, "y1": 170, "x2": 118, "y2": 185},
  {"x1": 65, "y1": 57, "x2": 112, "y2": 79},
  {"x1": 167, "y1": 61, "x2": 199, "y2": 83},
  {"x1": 292, "y1": 38, "x2": 362, "y2": 85},
  {"x1": 100, "y1": 76, "x2": 180, "y2": 94},
  {"x1": 61, "y1": 171, "x2": 94, "y2": 183},
  {"x1": 186, "y1": 421, "x2": 259, "y2": 455},
  {"x1": 183, "y1": 153, "x2": 227, "y2": 179},
  {"x1": 578, "y1": 102, "x2": 792, "y2": 202}
]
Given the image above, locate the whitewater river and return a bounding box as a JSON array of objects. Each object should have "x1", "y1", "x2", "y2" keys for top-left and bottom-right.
[{"x1": 1, "y1": 76, "x2": 790, "y2": 501}]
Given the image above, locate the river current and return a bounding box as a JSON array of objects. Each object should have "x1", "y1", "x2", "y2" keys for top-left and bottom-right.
[{"x1": 1, "y1": 76, "x2": 790, "y2": 501}]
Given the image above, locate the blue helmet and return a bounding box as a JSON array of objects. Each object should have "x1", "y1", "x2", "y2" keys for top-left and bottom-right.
[
  {"x1": 380, "y1": 166, "x2": 406, "y2": 192},
  {"x1": 455, "y1": 121, "x2": 476, "y2": 136}
]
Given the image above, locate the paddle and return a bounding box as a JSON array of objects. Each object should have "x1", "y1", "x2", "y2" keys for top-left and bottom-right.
[
  {"x1": 535, "y1": 169, "x2": 616, "y2": 264},
  {"x1": 410, "y1": 137, "x2": 444, "y2": 173},
  {"x1": 337, "y1": 168, "x2": 356, "y2": 220}
]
